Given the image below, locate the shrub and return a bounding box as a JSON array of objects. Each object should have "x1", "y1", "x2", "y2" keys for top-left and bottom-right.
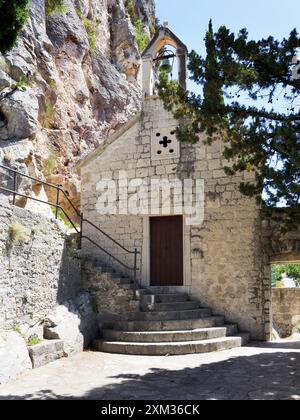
[
  {"x1": 0, "y1": 0, "x2": 31, "y2": 53},
  {"x1": 11, "y1": 74, "x2": 33, "y2": 92},
  {"x1": 83, "y1": 18, "x2": 97, "y2": 50},
  {"x1": 51, "y1": 207, "x2": 78, "y2": 230},
  {"x1": 27, "y1": 334, "x2": 41, "y2": 346},
  {"x1": 40, "y1": 100, "x2": 56, "y2": 129},
  {"x1": 13, "y1": 324, "x2": 23, "y2": 335},
  {"x1": 45, "y1": 0, "x2": 66, "y2": 17},
  {"x1": 134, "y1": 20, "x2": 149, "y2": 53},
  {"x1": 42, "y1": 145, "x2": 59, "y2": 176},
  {"x1": 76, "y1": 9, "x2": 97, "y2": 51},
  {"x1": 49, "y1": 79, "x2": 58, "y2": 91},
  {"x1": 43, "y1": 156, "x2": 58, "y2": 176},
  {"x1": 272, "y1": 264, "x2": 300, "y2": 287},
  {"x1": 124, "y1": 1, "x2": 152, "y2": 52},
  {"x1": 3, "y1": 151, "x2": 12, "y2": 163},
  {"x1": 125, "y1": 0, "x2": 137, "y2": 23},
  {"x1": 9, "y1": 221, "x2": 29, "y2": 245}
]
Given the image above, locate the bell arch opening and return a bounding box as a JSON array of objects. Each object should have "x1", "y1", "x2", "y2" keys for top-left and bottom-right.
[{"x1": 141, "y1": 25, "x2": 188, "y2": 97}]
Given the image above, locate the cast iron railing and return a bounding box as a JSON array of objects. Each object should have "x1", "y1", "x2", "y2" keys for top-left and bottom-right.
[{"x1": 0, "y1": 163, "x2": 139, "y2": 292}]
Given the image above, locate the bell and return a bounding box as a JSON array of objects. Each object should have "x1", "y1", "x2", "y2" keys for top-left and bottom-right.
[{"x1": 160, "y1": 58, "x2": 172, "y2": 74}]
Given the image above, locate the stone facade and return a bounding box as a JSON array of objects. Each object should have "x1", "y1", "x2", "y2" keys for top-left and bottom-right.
[
  {"x1": 80, "y1": 97, "x2": 272, "y2": 341},
  {"x1": 272, "y1": 288, "x2": 300, "y2": 337}
]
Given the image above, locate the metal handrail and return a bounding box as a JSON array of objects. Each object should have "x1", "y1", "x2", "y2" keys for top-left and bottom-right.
[
  {"x1": 0, "y1": 163, "x2": 140, "y2": 291},
  {"x1": 0, "y1": 163, "x2": 80, "y2": 217},
  {"x1": 0, "y1": 186, "x2": 80, "y2": 233},
  {"x1": 81, "y1": 235, "x2": 134, "y2": 271},
  {"x1": 82, "y1": 218, "x2": 136, "y2": 255}
]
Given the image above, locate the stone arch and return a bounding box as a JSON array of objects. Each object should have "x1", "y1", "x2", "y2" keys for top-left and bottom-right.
[{"x1": 141, "y1": 25, "x2": 188, "y2": 96}]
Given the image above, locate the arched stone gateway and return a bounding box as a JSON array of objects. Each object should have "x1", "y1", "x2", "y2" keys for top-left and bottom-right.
[
  {"x1": 262, "y1": 212, "x2": 300, "y2": 339},
  {"x1": 263, "y1": 212, "x2": 300, "y2": 264}
]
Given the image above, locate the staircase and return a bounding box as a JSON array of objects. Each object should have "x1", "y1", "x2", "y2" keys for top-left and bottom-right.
[{"x1": 90, "y1": 265, "x2": 250, "y2": 356}]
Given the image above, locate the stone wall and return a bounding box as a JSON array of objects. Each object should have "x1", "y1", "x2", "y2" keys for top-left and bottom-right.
[
  {"x1": 272, "y1": 288, "x2": 300, "y2": 337},
  {"x1": 0, "y1": 204, "x2": 82, "y2": 330},
  {"x1": 83, "y1": 261, "x2": 140, "y2": 328},
  {"x1": 81, "y1": 97, "x2": 272, "y2": 341},
  {"x1": 0, "y1": 203, "x2": 101, "y2": 384}
]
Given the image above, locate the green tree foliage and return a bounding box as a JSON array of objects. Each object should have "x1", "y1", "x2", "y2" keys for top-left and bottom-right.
[
  {"x1": 158, "y1": 21, "x2": 300, "y2": 224},
  {"x1": 272, "y1": 264, "x2": 300, "y2": 287},
  {"x1": 0, "y1": 0, "x2": 31, "y2": 53}
]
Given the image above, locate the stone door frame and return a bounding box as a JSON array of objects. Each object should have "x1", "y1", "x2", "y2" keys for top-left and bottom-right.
[{"x1": 141, "y1": 215, "x2": 192, "y2": 291}]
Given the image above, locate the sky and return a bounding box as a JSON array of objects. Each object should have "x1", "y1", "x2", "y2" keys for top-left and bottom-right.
[
  {"x1": 156, "y1": 0, "x2": 300, "y2": 102},
  {"x1": 156, "y1": 1, "x2": 299, "y2": 206},
  {"x1": 156, "y1": 0, "x2": 300, "y2": 57}
]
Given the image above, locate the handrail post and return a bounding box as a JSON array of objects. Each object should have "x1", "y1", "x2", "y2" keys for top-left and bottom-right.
[
  {"x1": 79, "y1": 212, "x2": 83, "y2": 250},
  {"x1": 133, "y1": 248, "x2": 138, "y2": 296},
  {"x1": 55, "y1": 186, "x2": 60, "y2": 219},
  {"x1": 12, "y1": 171, "x2": 17, "y2": 205}
]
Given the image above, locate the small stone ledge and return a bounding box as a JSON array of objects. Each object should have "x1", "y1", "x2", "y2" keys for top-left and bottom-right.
[{"x1": 28, "y1": 340, "x2": 65, "y2": 369}]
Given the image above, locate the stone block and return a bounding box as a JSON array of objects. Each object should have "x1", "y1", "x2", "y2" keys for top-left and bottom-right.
[{"x1": 28, "y1": 340, "x2": 65, "y2": 369}]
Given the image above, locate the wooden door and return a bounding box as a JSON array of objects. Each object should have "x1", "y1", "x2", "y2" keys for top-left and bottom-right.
[{"x1": 150, "y1": 216, "x2": 183, "y2": 286}]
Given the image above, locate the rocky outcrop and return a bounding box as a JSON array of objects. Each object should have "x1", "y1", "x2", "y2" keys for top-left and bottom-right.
[
  {"x1": 135, "y1": 0, "x2": 157, "y2": 34},
  {"x1": 44, "y1": 292, "x2": 99, "y2": 355},
  {"x1": 0, "y1": 331, "x2": 32, "y2": 385},
  {"x1": 0, "y1": 0, "x2": 156, "y2": 217}
]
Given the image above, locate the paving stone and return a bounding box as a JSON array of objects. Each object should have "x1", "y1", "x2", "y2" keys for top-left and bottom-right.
[{"x1": 0, "y1": 342, "x2": 299, "y2": 400}]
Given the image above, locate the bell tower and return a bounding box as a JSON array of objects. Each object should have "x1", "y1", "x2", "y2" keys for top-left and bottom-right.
[{"x1": 141, "y1": 23, "x2": 188, "y2": 97}]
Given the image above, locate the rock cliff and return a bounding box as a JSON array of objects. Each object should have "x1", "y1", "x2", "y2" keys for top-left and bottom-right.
[{"x1": 0, "y1": 0, "x2": 156, "y2": 218}]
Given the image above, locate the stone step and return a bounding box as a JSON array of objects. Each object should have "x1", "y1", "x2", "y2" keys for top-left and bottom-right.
[
  {"x1": 129, "y1": 308, "x2": 212, "y2": 322},
  {"x1": 120, "y1": 283, "x2": 135, "y2": 290},
  {"x1": 93, "y1": 336, "x2": 242, "y2": 356},
  {"x1": 110, "y1": 273, "x2": 130, "y2": 281},
  {"x1": 113, "y1": 315, "x2": 225, "y2": 332},
  {"x1": 142, "y1": 293, "x2": 190, "y2": 303},
  {"x1": 146, "y1": 287, "x2": 187, "y2": 294},
  {"x1": 113, "y1": 277, "x2": 133, "y2": 285},
  {"x1": 102, "y1": 325, "x2": 240, "y2": 343},
  {"x1": 148, "y1": 301, "x2": 200, "y2": 312}
]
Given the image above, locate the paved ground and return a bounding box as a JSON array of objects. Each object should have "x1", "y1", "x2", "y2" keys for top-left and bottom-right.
[{"x1": 0, "y1": 341, "x2": 299, "y2": 400}]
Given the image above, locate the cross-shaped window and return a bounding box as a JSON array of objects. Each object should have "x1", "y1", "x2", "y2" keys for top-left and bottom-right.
[
  {"x1": 159, "y1": 136, "x2": 172, "y2": 148},
  {"x1": 152, "y1": 128, "x2": 179, "y2": 160}
]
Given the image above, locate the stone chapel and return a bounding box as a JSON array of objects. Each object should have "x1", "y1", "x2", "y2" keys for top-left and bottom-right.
[{"x1": 79, "y1": 25, "x2": 273, "y2": 354}]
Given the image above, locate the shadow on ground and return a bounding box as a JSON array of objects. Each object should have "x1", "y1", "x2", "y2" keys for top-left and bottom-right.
[
  {"x1": 0, "y1": 349, "x2": 299, "y2": 400},
  {"x1": 255, "y1": 341, "x2": 300, "y2": 350}
]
